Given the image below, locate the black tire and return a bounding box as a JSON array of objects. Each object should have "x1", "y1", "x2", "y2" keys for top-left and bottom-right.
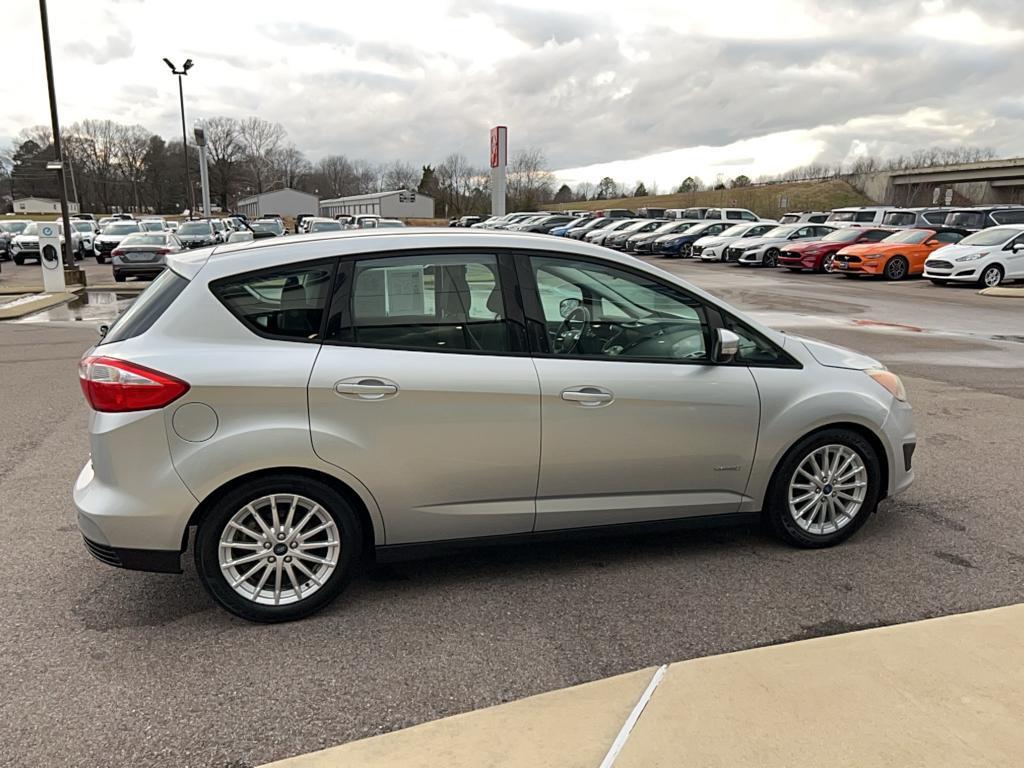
[
  {"x1": 96, "y1": 255, "x2": 106, "y2": 264},
  {"x1": 114, "y1": 273, "x2": 126, "y2": 283},
  {"x1": 884, "y1": 256, "x2": 909, "y2": 281},
  {"x1": 979, "y1": 264, "x2": 1003, "y2": 288},
  {"x1": 763, "y1": 248, "x2": 779, "y2": 267},
  {"x1": 13, "y1": 256, "x2": 24, "y2": 266},
  {"x1": 929, "y1": 279, "x2": 948, "y2": 286},
  {"x1": 765, "y1": 428, "x2": 882, "y2": 548},
  {"x1": 823, "y1": 254, "x2": 836, "y2": 273},
  {"x1": 195, "y1": 474, "x2": 363, "y2": 622}
]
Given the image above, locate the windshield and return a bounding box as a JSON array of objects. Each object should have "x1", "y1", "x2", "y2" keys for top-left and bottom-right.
[
  {"x1": 21, "y1": 222, "x2": 64, "y2": 236},
  {"x1": 881, "y1": 229, "x2": 931, "y2": 244},
  {"x1": 103, "y1": 223, "x2": 141, "y2": 235},
  {"x1": 821, "y1": 228, "x2": 867, "y2": 243},
  {"x1": 650, "y1": 221, "x2": 687, "y2": 236},
  {"x1": 958, "y1": 227, "x2": 1019, "y2": 246},
  {"x1": 178, "y1": 222, "x2": 213, "y2": 235},
  {"x1": 121, "y1": 233, "x2": 169, "y2": 246},
  {"x1": 720, "y1": 224, "x2": 753, "y2": 237},
  {"x1": 251, "y1": 221, "x2": 285, "y2": 235},
  {"x1": 882, "y1": 212, "x2": 917, "y2": 226},
  {"x1": 73, "y1": 221, "x2": 93, "y2": 232},
  {"x1": 140, "y1": 221, "x2": 164, "y2": 231},
  {"x1": 762, "y1": 226, "x2": 799, "y2": 238},
  {"x1": 944, "y1": 211, "x2": 986, "y2": 228},
  {"x1": 6, "y1": 222, "x2": 29, "y2": 234},
  {"x1": 309, "y1": 220, "x2": 343, "y2": 232}
]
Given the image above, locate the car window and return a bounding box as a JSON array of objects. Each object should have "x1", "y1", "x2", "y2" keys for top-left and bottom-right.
[
  {"x1": 720, "y1": 314, "x2": 793, "y2": 366},
  {"x1": 794, "y1": 227, "x2": 815, "y2": 238},
  {"x1": 863, "y1": 229, "x2": 890, "y2": 242},
  {"x1": 853, "y1": 211, "x2": 877, "y2": 222},
  {"x1": 211, "y1": 260, "x2": 335, "y2": 341},
  {"x1": 741, "y1": 210, "x2": 757, "y2": 221},
  {"x1": 335, "y1": 254, "x2": 510, "y2": 354},
  {"x1": 100, "y1": 269, "x2": 190, "y2": 345},
  {"x1": 992, "y1": 210, "x2": 1024, "y2": 225},
  {"x1": 933, "y1": 231, "x2": 963, "y2": 243},
  {"x1": 922, "y1": 212, "x2": 947, "y2": 225},
  {"x1": 529, "y1": 256, "x2": 708, "y2": 362}
]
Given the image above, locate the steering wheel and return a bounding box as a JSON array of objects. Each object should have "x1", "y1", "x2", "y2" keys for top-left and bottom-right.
[{"x1": 553, "y1": 306, "x2": 591, "y2": 354}]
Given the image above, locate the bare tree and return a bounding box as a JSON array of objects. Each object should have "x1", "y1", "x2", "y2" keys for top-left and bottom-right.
[
  {"x1": 574, "y1": 181, "x2": 595, "y2": 201},
  {"x1": 507, "y1": 148, "x2": 555, "y2": 210},
  {"x1": 313, "y1": 155, "x2": 357, "y2": 197},
  {"x1": 203, "y1": 117, "x2": 242, "y2": 209},
  {"x1": 238, "y1": 117, "x2": 286, "y2": 193},
  {"x1": 381, "y1": 160, "x2": 419, "y2": 191},
  {"x1": 116, "y1": 124, "x2": 152, "y2": 211},
  {"x1": 273, "y1": 144, "x2": 312, "y2": 190}
]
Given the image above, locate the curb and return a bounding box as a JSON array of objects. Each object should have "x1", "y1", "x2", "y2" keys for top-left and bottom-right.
[
  {"x1": 979, "y1": 286, "x2": 1024, "y2": 298},
  {"x1": 0, "y1": 291, "x2": 78, "y2": 320}
]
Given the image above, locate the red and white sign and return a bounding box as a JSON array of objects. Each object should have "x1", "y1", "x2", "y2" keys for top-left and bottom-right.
[{"x1": 489, "y1": 125, "x2": 508, "y2": 168}]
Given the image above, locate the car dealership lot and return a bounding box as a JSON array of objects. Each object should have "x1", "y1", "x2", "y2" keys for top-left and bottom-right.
[{"x1": 1, "y1": 263, "x2": 1023, "y2": 767}]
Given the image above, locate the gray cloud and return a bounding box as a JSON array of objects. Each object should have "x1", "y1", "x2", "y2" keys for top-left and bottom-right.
[{"x1": 450, "y1": 1, "x2": 602, "y2": 46}]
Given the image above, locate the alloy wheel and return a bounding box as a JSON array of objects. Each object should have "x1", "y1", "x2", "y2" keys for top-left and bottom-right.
[
  {"x1": 885, "y1": 257, "x2": 908, "y2": 281},
  {"x1": 218, "y1": 494, "x2": 340, "y2": 606},
  {"x1": 982, "y1": 266, "x2": 1002, "y2": 287},
  {"x1": 787, "y1": 444, "x2": 867, "y2": 535}
]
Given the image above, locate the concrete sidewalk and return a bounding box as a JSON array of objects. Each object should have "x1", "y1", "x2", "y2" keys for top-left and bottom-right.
[{"x1": 262, "y1": 603, "x2": 1024, "y2": 768}]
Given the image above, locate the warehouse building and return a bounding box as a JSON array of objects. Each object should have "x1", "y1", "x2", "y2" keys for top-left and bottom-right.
[
  {"x1": 13, "y1": 197, "x2": 80, "y2": 215},
  {"x1": 236, "y1": 188, "x2": 320, "y2": 220},
  {"x1": 319, "y1": 189, "x2": 434, "y2": 219}
]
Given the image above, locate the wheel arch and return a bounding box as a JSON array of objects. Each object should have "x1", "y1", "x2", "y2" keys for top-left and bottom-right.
[
  {"x1": 184, "y1": 467, "x2": 380, "y2": 558},
  {"x1": 761, "y1": 421, "x2": 890, "y2": 510}
]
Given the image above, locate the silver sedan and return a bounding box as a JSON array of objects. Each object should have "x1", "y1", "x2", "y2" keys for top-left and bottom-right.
[{"x1": 74, "y1": 229, "x2": 915, "y2": 621}]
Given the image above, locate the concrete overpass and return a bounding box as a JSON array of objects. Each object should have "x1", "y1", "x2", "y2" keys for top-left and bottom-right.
[{"x1": 854, "y1": 158, "x2": 1024, "y2": 206}]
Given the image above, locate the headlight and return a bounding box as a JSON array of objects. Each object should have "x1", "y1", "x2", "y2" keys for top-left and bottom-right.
[
  {"x1": 866, "y1": 368, "x2": 907, "y2": 402},
  {"x1": 954, "y1": 252, "x2": 987, "y2": 262}
]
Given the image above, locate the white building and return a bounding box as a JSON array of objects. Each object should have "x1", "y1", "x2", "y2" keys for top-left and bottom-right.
[
  {"x1": 319, "y1": 190, "x2": 435, "y2": 219},
  {"x1": 13, "y1": 197, "x2": 80, "y2": 215},
  {"x1": 236, "y1": 188, "x2": 320, "y2": 220}
]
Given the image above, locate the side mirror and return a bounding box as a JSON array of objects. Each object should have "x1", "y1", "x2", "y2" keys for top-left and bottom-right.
[
  {"x1": 714, "y1": 328, "x2": 740, "y2": 362},
  {"x1": 1012, "y1": 242, "x2": 1024, "y2": 253},
  {"x1": 925, "y1": 240, "x2": 939, "y2": 246},
  {"x1": 98, "y1": 324, "x2": 109, "y2": 339}
]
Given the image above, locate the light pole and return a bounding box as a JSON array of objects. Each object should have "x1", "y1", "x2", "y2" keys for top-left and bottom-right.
[
  {"x1": 163, "y1": 57, "x2": 194, "y2": 217},
  {"x1": 37, "y1": 0, "x2": 75, "y2": 274},
  {"x1": 193, "y1": 121, "x2": 211, "y2": 217}
]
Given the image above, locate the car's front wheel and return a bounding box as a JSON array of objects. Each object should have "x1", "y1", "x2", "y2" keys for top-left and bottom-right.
[
  {"x1": 766, "y1": 429, "x2": 881, "y2": 548},
  {"x1": 979, "y1": 264, "x2": 1003, "y2": 288},
  {"x1": 195, "y1": 474, "x2": 363, "y2": 622},
  {"x1": 762, "y1": 248, "x2": 779, "y2": 267}
]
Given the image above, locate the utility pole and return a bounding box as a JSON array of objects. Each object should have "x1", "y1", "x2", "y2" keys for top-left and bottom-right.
[
  {"x1": 38, "y1": 0, "x2": 77, "y2": 276},
  {"x1": 194, "y1": 121, "x2": 212, "y2": 217}
]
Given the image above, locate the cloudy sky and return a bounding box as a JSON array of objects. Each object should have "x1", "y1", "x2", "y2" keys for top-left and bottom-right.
[{"x1": 5, "y1": 0, "x2": 1024, "y2": 188}]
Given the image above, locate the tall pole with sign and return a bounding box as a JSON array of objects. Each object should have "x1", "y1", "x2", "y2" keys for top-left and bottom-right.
[{"x1": 490, "y1": 126, "x2": 507, "y2": 217}]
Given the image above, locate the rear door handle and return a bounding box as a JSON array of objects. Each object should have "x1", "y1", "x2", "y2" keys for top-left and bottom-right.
[
  {"x1": 334, "y1": 377, "x2": 399, "y2": 400},
  {"x1": 561, "y1": 386, "x2": 614, "y2": 406}
]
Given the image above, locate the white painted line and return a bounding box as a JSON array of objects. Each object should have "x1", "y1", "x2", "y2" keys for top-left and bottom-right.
[{"x1": 598, "y1": 664, "x2": 668, "y2": 768}]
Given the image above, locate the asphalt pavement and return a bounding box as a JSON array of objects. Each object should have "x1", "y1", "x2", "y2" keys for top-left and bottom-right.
[{"x1": 1, "y1": 256, "x2": 1023, "y2": 767}]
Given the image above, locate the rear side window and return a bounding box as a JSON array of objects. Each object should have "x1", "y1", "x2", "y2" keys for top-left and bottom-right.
[
  {"x1": 332, "y1": 253, "x2": 510, "y2": 354},
  {"x1": 992, "y1": 210, "x2": 1024, "y2": 225},
  {"x1": 211, "y1": 260, "x2": 335, "y2": 341},
  {"x1": 854, "y1": 211, "x2": 877, "y2": 222},
  {"x1": 863, "y1": 229, "x2": 890, "y2": 242},
  {"x1": 100, "y1": 269, "x2": 189, "y2": 345}
]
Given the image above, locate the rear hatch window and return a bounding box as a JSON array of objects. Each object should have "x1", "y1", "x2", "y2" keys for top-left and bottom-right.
[{"x1": 100, "y1": 269, "x2": 189, "y2": 345}]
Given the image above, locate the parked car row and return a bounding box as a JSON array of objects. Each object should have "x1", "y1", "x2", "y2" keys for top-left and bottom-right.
[{"x1": 298, "y1": 214, "x2": 405, "y2": 234}]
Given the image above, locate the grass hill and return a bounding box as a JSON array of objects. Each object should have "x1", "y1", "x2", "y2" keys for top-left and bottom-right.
[{"x1": 543, "y1": 179, "x2": 873, "y2": 219}]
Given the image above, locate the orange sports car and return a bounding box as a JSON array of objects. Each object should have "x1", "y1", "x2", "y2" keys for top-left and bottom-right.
[{"x1": 831, "y1": 227, "x2": 969, "y2": 280}]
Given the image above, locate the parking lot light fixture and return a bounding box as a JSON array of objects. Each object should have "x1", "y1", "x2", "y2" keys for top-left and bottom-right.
[{"x1": 164, "y1": 57, "x2": 195, "y2": 218}]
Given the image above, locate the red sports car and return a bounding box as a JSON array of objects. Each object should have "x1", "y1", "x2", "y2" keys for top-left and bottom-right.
[{"x1": 778, "y1": 227, "x2": 892, "y2": 272}]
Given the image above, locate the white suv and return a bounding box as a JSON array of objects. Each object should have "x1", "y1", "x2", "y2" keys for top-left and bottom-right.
[
  {"x1": 923, "y1": 225, "x2": 1024, "y2": 287},
  {"x1": 701, "y1": 207, "x2": 760, "y2": 223}
]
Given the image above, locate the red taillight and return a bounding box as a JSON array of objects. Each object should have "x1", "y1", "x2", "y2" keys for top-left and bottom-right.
[
  {"x1": 78, "y1": 356, "x2": 189, "y2": 413},
  {"x1": 111, "y1": 248, "x2": 124, "y2": 257},
  {"x1": 154, "y1": 248, "x2": 170, "y2": 254}
]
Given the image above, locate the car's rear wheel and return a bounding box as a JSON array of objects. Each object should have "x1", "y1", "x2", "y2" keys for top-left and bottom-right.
[
  {"x1": 979, "y1": 264, "x2": 1003, "y2": 288},
  {"x1": 195, "y1": 474, "x2": 362, "y2": 622},
  {"x1": 884, "y1": 256, "x2": 909, "y2": 281},
  {"x1": 766, "y1": 429, "x2": 881, "y2": 548}
]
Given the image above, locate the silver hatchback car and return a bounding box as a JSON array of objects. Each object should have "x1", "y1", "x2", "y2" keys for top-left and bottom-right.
[{"x1": 75, "y1": 229, "x2": 915, "y2": 621}]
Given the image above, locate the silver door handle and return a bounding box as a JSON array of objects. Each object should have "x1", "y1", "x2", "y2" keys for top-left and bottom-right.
[
  {"x1": 334, "y1": 378, "x2": 399, "y2": 399},
  {"x1": 561, "y1": 387, "x2": 613, "y2": 406}
]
